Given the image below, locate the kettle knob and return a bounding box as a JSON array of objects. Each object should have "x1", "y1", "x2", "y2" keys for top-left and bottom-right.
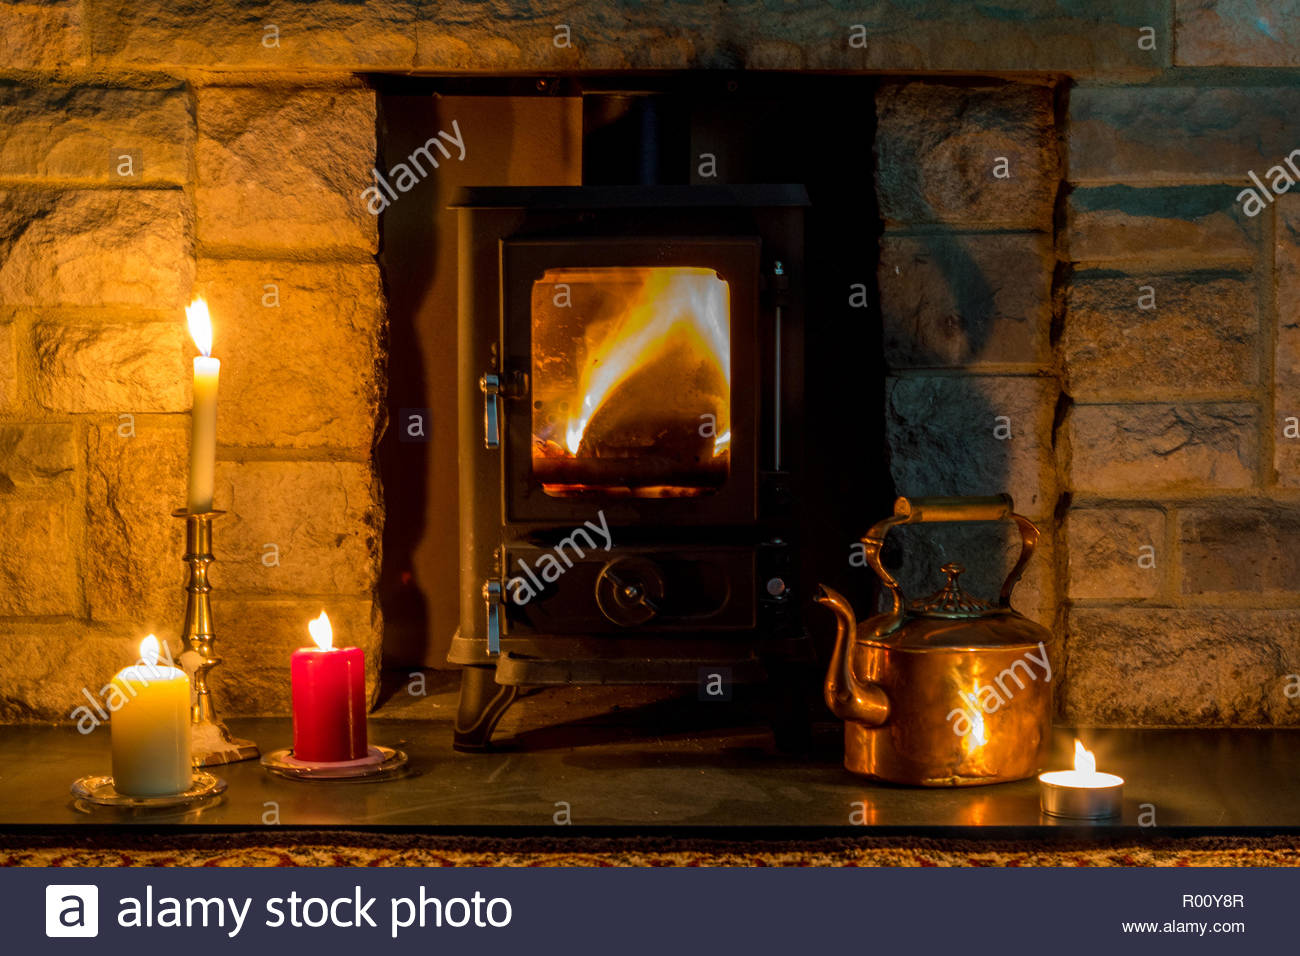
[{"x1": 911, "y1": 562, "x2": 993, "y2": 616}]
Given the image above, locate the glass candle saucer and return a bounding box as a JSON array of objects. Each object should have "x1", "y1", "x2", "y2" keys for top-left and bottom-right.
[
  {"x1": 261, "y1": 744, "x2": 409, "y2": 781},
  {"x1": 71, "y1": 771, "x2": 227, "y2": 809}
]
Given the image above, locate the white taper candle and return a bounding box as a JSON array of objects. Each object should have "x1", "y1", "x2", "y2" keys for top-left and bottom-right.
[{"x1": 186, "y1": 300, "x2": 219, "y2": 514}]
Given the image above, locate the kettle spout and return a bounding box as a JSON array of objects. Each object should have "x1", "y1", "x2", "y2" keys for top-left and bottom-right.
[{"x1": 815, "y1": 584, "x2": 889, "y2": 727}]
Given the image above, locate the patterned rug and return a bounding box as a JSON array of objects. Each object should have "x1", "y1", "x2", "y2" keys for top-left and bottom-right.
[{"x1": 4, "y1": 832, "x2": 1300, "y2": 867}]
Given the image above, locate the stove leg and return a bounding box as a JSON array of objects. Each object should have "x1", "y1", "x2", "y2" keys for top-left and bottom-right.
[{"x1": 453, "y1": 665, "x2": 519, "y2": 752}]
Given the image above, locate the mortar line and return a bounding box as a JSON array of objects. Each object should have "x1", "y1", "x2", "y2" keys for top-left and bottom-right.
[
  {"x1": 1164, "y1": 501, "x2": 1179, "y2": 605},
  {"x1": 1262, "y1": 195, "x2": 1279, "y2": 493}
]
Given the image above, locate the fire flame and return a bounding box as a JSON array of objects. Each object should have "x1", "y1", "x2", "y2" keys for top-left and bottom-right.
[
  {"x1": 308, "y1": 611, "x2": 333, "y2": 651},
  {"x1": 187, "y1": 298, "x2": 213, "y2": 357},
  {"x1": 559, "y1": 268, "x2": 730, "y2": 457},
  {"x1": 1073, "y1": 738, "x2": 1096, "y2": 775},
  {"x1": 139, "y1": 634, "x2": 160, "y2": 668}
]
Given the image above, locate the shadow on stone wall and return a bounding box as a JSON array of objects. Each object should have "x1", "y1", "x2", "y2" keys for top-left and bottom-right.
[
  {"x1": 878, "y1": 235, "x2": 1048, "y2": 618},
  {"x1": 871, "y1": 79, "x2": 1061, "y2": 626},
  {"x1": 377, "y1": 92, "x2": 582, "y2": 673}
]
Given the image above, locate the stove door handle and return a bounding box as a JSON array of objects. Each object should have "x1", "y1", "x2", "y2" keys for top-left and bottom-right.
[
  {"x1": 480, "y1": 373, "x2": 501, "y2": 449},
  {"x1": 482, "y1": 579, "x2": 502, "y2": 654}
]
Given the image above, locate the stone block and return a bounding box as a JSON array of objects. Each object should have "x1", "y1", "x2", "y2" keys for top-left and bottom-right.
[
  {"x1": 197, "y1": 87, "x2": 377, "y2": 253},
  {"x1": 85, "y1": 420, "x2": 187, "y2": 628},
  {"x1": 417, "y1": 1, "x2": 722, "y2": 71},
  {"x1": 1175, "y1": 0, "x2": 1300, "y2": 67},
  {"x1": 1066, "y1": 508, "x2": 1165, "y2": 600},
  {"x1": 1275, "y1": 197, "x2": 1300, "y2": 386},
  {"x1": 0, "y1": 322, "x2": 15, "y2": 408},
  {"x1": 876, "y1": 83, "x2": 1058, "y2": 229},
  {"x1": 0, "y1": 84, "x2": 192, "y2": 184},
  {"x1": 1274, "y1": 196, "x2": 1300, "y2": 486},
  {"x1": 817, "y1": 1, "x2": 1167, "y2": 73},
  {"x1": 415, "y1": 1, "x2": 1167, "y2": 73},
  {"x1": 207, "y1": 597, "x2": 380, "y2": 715},
  {"x1": 33, "y1": 321, "x2": 188, "y2": 413},
  {"x1": 1179, "y1": 505, "x2": 1300, "y2": 595},
  {"x1": 1063, "y1": 608, "x2": 1300, "y2": 725},
  {"x1": 1067, "y1": 186, "x2": 1260, "y2": 262},
  {"x1": 1278, "y1": 419, "x2": 1300, "y2": 487},
  {"x1": 0, "y1": 424, "x2": 76, "y2": 495},
  {"x1": 0, "y1": 626, "x2": 145, "y2": 723},
  {"x1": 1070, "y1": 85, "x2": 1300, "y2": 182},
  {"x1": 0, "y1": 190, "x2": 193, "y2": 308},
  {"x1": 879, "y1": 231, "x2": 1052, "y2": 368},
  {"x1": 1068, "y1": 403, "x2": 1258, "y2": 494},
  {"x1": 886, "y1": 375, "x2": 1058, "y2": 520},
  {"x1": 195, "y1": 260, "x2": 382, "y2": 453},
  {"x1": 86, "y1": 0, "x2": 415, "y2": 69},
  {"x1": 214, "y1": 461, "x2": 380, "y2": 596},
  {"x1": 1278, "y1": 418, "x2": 1300, "y2": 487},
  {"x1": 1064, "y1": 271, "x2": 1258, "y2": 400},
  {"x1": 0, "y1": 0, "x2": 85, "y2": 70},
  {"x1": 0, "y1": 499, "x2": 78, "y2": 616}
]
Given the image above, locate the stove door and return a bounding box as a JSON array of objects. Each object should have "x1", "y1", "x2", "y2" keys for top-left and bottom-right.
[{"x1": 502, "y1": 237, "x2": 760, "y2": 525}]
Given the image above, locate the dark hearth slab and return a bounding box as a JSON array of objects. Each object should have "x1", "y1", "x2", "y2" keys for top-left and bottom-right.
[{"x1": 1, "y1": 698, "x2": 1298, "y2": 829}]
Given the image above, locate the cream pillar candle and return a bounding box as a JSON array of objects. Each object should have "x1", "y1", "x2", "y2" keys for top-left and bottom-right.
[
  {"x1": 110, "y1": 635, "x2": 192, "y2": 796},
  {"x1": 186, "y1": 299, "x2": 219, "y2": 513}
]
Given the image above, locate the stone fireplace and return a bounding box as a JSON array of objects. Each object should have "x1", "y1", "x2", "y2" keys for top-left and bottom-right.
[{"x1": 2, "y1": 1, "x2": 1298, "y2": 736}]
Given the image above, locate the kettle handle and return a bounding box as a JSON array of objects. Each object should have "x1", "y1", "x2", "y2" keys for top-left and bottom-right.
[{"x1": 861, "y1": 494, "x2": 1039, "y2": 615}]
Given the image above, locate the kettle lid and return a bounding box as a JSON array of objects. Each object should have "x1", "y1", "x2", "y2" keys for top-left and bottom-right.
[{"x1": 880, "y1": 561, "x2": 1050, "y2": 650}]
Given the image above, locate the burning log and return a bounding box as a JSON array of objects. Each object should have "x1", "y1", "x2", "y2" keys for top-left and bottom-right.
[
  {"x1": 575, "y1": 334, "x2": 726, "y2": 457},
  {"x1": 532, "y1": 453, "x2": 729, "y2": 489}
]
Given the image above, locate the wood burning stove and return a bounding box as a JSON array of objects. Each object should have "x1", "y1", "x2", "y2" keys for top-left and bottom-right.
[{"x1": 450, "y1": 183, "x2": 811, "y2": 749}]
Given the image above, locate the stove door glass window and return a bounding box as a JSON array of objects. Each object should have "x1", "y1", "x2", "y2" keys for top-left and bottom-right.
[{"x1": 531, "y1": 266, "x2": 731, "y2": 498}]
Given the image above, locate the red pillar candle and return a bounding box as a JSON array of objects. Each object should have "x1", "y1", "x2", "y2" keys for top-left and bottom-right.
[{"x1": 291, "y1": 611, "x2": 367, "y2": 762}]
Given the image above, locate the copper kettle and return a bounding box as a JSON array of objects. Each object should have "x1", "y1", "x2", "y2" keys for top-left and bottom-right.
[{"x1": 817, "y1": 494, "x2": 1055, "y2": 786}]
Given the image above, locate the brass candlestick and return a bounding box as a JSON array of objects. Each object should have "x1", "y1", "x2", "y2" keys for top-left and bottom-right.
[{"x1": 173, "y1": 509, "x2": 259, "y2": 766}]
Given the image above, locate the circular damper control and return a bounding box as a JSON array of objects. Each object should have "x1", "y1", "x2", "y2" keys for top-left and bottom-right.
[{"x1": 595, "y1": 557, "x2": 666, "y2": 627}]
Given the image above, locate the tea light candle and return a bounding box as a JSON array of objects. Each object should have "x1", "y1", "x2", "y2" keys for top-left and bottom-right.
[
  {"x1": 186, "y1": 299, "x2": 219, "y2": 514},
  {"x1": 1039, "y1": 739, "x2": 1123, "y2": 820},
  {"x1": 291, "y1": 612, "x2": 368, "y2": 762},
  {"x1": 110, "y1": 635, "x2": 193, "y2": 796}
]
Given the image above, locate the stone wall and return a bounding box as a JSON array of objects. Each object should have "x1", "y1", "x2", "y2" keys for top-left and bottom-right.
[
  {"x1": 874, "y1": 0, "x2": 1300, "y2": 727},
  {"x1": 3, "y1": 0, "x2": 1300, "y2": 725},
  {"x1": 877, "y1": 64, "x2": 1300, "y2": 728},
  {"x1": 0, "y1": 45, "x2": 383, "y2": 719},
  {"x1": 1059, "y1": 80, "x2": 1300, "y2": 727}
]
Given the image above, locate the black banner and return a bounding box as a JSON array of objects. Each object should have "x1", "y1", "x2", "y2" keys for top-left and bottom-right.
[{"x1": 12, "y1": 865, "x2": 1286, "y2": 954}]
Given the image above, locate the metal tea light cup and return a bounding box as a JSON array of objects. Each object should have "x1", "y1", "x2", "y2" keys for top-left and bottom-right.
[{"x1": 1039, "y1": 772, "x2": 1123, "y2": 820}]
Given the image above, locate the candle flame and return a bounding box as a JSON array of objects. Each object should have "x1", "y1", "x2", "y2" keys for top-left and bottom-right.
[
  {"x1": 308, "y1": 611, "x2": 333, "y2": 651},
  {"x1": 139, "y1": 634, "x2": 160, "y2": 668},
  {"x1": 1073, "y1": 738, "x2": 1097, "y2": 775},
  {"x1": 187, "y1": 298, "x2": 213, "y2": 357}
]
